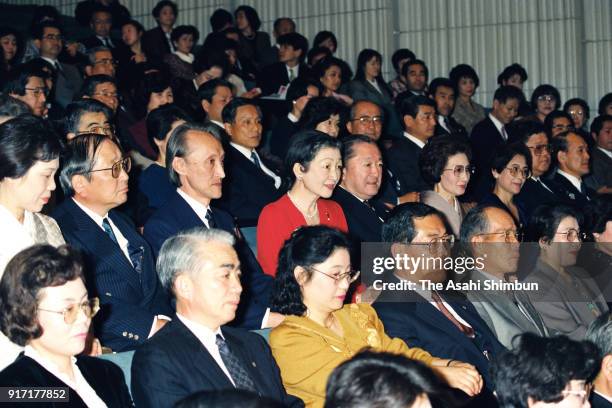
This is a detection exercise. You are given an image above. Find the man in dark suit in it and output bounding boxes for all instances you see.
[586,115,612,194]
[198,78,234,132]
[469,85,522,200]
[384,95,436,196]
[258,32,309,96]
[32,22,83,108]
[143,122,277,329]
[332,135,388,243]
[548,131,595,207]
[429,77,467,139]
[52,134,172,352]
[216,99,284,227]
[372,203,505,403]
[81,8,119,51]
[132,228,302,408]
[586,312,612,407]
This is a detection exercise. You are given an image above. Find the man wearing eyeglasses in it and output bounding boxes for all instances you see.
[32,22,83,108]
[459,204,549,349]
[373,203,505,406]
[64,99,114,141]
[84,46,116,78]
[82,8,117,51]
[52,134,172,352]
[3,65,48,117]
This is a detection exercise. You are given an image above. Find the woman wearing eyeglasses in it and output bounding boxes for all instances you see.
[419,136,473,236]
[525,204,608,340]
[544,110,575,139]
[0,244,133,407]
[480,143,531,230]
[270,226,483,408]
[528,84,562,123]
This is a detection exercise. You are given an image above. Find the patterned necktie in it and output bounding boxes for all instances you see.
[431,291,475,338]
[205,208,216,228]
[102,218,118,244]
[215,334,258,392]
[288,67,295,81]
[250,151,262,169]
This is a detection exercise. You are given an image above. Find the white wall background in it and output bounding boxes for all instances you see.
[4,0,611,112]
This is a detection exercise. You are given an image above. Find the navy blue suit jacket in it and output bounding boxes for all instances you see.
[131,318,303,408]
[52,198,172,352]
[331,186,387,243]
[143,191,272,329]
[547,172,596,208]
[372,276,506,389]
[384,136,431,195]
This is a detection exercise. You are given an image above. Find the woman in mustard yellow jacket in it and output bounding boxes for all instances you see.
[269,226,483,408]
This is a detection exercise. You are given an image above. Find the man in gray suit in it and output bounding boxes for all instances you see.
[459,204,548,348]
[33,22,83,108]
[586,114,612,194]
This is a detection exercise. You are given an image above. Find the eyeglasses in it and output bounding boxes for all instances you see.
[42,34,63,41]
[77,125,114,136]
[537,95,556,103]
[552,124,575,132]
[474,230,523,242]
[568,110,584,117]
[24,87,49,97]
[86,156,131,178]
[443,165,475,178]
[308,267,360,284]
[428,234,455,252]
[94,58,117,66]
[505,165,531,179]
[38,298,100,324]
[92,91,119,99]
[350,115,383,125]
[555,228,587,242]
[527,143,552,156]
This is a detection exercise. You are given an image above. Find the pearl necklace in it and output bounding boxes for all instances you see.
[287,192,318,220]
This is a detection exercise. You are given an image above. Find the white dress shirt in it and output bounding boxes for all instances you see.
[403,131,426,149]
[488,113,507,140]
[24,346,107,408]
[230,143,282,189]
[438,115,451,133]
[285,64,299,81]
[557,169,584,192]
[368,78,382,94]
[176,313,236,386]
[210,119,225,129]
[287,112,299,123]
[176,188,212,228]
[96,36,114,48]
[598,146,612,159]
[41,56,60,71]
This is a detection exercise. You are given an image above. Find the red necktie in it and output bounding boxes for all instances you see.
[431,291,475,338]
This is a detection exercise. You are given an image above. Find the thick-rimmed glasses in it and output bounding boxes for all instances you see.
[24,87,49,97]
[474,230,523,243]
[38,298,100,324]
[537,95,556,103]
[77,125,114,136]
[555,228,587,242]
[94,58,117,67]
[527,144,551,156]
[443,165,475,178]
[308,267,360,284]
[350,116,383,126]
[505,165,531,179]
[427,234,455,252]
[86,156,131,178]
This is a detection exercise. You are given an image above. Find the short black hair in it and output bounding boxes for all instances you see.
[146,103,190,153]
[59,134,122,196]
[2,64,44,96]
[152,0,177,20]
[313,31,337,50]
[121,19,144,33]
[306,47,332,67]
[492,333,599,407]
[497,63,528,85]
[340,134,379,164]
[0,245,85,346]
[197,78,233,103]
[31,21,62,40]
[510,120,547,145]
[77,74,116,99]
[312,56,344,82]
[277,32,308,62]
[273,17,296,34]
[583,198,611,236]
[325,350,445,408]
[526,204,583,243]
[591,114,612,136]
[598,93,612,116]
[530,84,561,111]
[401,59,429,80]
[210,8,233,32]
[170,25,199,45]
[234,5,261,31]
[428,77,455,98]
[0,114,62,181]
[382,203,446,244]
[270,226,351,315]
[0,26,22,64]
[544,110,574,138]
[550,130,585,168]
[449,63,480,89]
[494,85,524,104]
[193,52,228,76]
[142,72,171,104]
[391,48,416,73]
[397,94,435,120]
[563,97,590,121]
[490,142,532,176]
[221,98,261,124]
[0,94,30,118]
[284,130,341,186]
[286,77,322,103]
[63,99,112,136]
[419,135,471,185]
[297,96,344,132]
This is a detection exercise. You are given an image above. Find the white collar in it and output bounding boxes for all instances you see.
[230,142,254,159]
[403,131,426,149]
[488,113,505,136]
[210,119,225,129]
[40,56,58,66]
[598,146,612,159]
[72,198,108,228]
[594,390,612,404]
[557,169,583,191]
[174,51,194,64]
[176,188,211,225]
[176,313,221,342]
[339,185,367,203]
[288,112,299,123]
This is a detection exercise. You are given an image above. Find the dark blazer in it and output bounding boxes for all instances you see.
[131,318,303,408]
[214,145,285,227]
[52,199,172,351]
[384,136,431,195]
[0,354,132,407]
[269,114,299,160]
[479,192,528,229]
[331,186,387,243]
[143,191,272,329]
[470,116,506,174]
[547,172,595,207]
[372,275,506,390]
[142,26,172,65]
[515,177,559,220]
[137,163,175,212]
[590,391,612,408]
[81,35,118,51]
[586,147,612,191]
[346,79,403,138]
[33,58,82,108]
[257,62,309,96]
[435,115,468,139]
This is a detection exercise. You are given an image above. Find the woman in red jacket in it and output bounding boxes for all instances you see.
[257,130,348,276]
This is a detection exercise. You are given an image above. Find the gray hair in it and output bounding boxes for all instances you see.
[86,46,112,65]
[156,227,235,295]
[165,122,222,187]
[586,312,612,356]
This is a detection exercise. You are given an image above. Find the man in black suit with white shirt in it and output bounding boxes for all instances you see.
[258,32,309,96]
[429,77,467,139]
